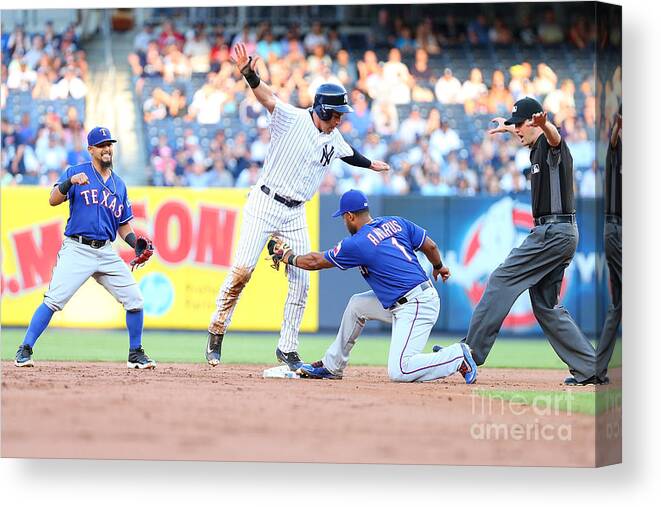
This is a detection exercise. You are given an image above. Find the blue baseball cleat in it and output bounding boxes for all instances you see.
[299,360,342,380]
[459,343,478,384]
[15,344,34,367]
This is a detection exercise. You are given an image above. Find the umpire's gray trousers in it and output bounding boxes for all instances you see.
[596,222,622,379]
[465,222,596,382]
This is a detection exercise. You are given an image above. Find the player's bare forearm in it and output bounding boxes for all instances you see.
[49,186,67,206]
[419,236,442,267]
[251,81,277,113]
[118,222,134,240]
[286,251,333,271]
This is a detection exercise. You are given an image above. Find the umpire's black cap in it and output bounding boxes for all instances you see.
[504,97,543,125]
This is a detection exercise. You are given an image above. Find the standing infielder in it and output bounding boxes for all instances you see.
[266,189,477,383]
[14,127,156,369]
[596,110,622,384]
[465,97,597,384]
[205,43,389,370]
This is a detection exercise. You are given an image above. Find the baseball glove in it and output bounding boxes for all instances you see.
[266,235,292,271]
[130,236,154,271]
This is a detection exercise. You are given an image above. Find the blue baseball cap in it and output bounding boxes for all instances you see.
[87,126,117,147]
[332,189,369,217]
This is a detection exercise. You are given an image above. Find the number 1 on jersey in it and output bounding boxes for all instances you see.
[391,237,413,262]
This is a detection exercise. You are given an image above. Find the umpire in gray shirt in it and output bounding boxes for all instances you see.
[465,97,598,385]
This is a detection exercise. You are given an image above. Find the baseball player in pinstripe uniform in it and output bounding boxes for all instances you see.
[205,42,389,369]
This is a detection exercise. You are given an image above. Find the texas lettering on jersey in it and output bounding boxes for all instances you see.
[79,188,126,219]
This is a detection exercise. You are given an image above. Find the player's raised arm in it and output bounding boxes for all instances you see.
[233,42,277,113]
[49,171,89,206]
[419,236,450,283]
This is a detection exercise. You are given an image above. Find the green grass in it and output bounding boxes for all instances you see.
[477,388,622,416]
[1,328,621,370]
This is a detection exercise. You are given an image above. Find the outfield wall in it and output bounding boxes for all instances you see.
[2,187,607,336]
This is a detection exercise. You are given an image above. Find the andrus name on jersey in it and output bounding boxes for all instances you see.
[80,189,125,218]
[366,220,403,246]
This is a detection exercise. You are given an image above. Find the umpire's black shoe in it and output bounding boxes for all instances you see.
[206,333,223,366]
[276,348,303,371]
[127,347,156,369]
[15,344,34,367]
[564,375,604,386]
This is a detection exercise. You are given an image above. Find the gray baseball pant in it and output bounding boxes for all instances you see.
[464,222,596,382]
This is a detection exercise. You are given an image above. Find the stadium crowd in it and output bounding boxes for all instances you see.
[1,21,90,186]
[2,8,612,198]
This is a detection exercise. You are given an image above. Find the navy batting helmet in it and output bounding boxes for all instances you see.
[313,83,353,121]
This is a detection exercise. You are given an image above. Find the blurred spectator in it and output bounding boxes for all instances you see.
[398,107,426,145]
[395,25,417,55]
[186,161,213,187]
[538,9,564,45]
[157,21,185,52]
[467,15,489,46]
[249,128,270,163]
[7,56,37,91]
[332,49,357,88]
[303,22,328,53]
[486,70,514,115]
[17,112,36,146]
[346,90,371,138]
[430,120,462,161]
[435,68,462,104]
[517,14,537,46]
[256,30,283,61]
[163,46,192,82]
[51,66,87,99]
[326,28,343,56]
[239,93,268,126]
[461,68,488,114]
[370,100,399,137]
[371,8,396,49]
[508,62,534,101]
[356,50,383,100]
[543,78,576,124]
[533,63,558,97]
[184,27,211,73]
[24,34,46,69]
[489,18,513,45]
[67,136,90,166]
[235,161,261,187]
[142,88,167,123]
[134,23,156,55]
[420,169,453,196]
[36,133,67,173]
[415,18,441,55]
[187,74,226,124]
[382,48,412,105]
[208,157,234,187]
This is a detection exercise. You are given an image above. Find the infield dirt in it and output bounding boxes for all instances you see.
[1,362,620,466]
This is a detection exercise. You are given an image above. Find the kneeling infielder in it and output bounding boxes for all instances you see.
[14,127,156,369]
[267,189,477,383]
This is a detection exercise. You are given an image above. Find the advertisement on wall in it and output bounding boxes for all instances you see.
[1,186,320,331]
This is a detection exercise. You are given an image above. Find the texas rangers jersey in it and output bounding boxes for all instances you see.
[324,216,429,308]
[56,162,133,241]
[259,99,353,202]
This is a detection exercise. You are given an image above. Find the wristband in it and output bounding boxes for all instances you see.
[124,232,137,249]
[433,261,443,270]
[241,57,260,89]
[288,255,298,267]
[58,178,73,195]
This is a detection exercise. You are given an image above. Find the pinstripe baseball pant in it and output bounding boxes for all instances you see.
[209,187,310,353]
